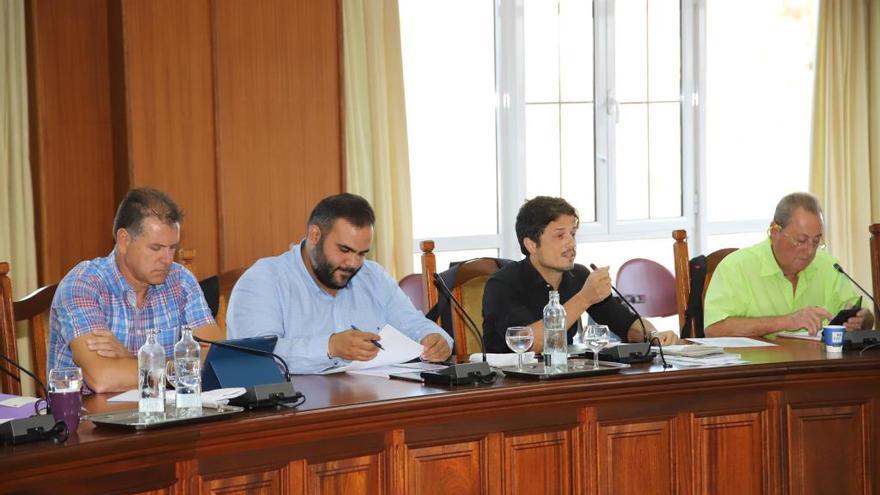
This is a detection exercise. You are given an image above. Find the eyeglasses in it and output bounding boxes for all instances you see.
[779,231,826,251]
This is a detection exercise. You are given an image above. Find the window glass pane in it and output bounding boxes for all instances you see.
[648,102,681,218]
[615,0,648,102]
[525,104,561,199]
[400,0,498,239]
[706,0,817,222]
[615,104,649,220]
[561,103,595,222]
[647,0,680,101]
[525,0,560,102]
[413,249,501,274]
[559,0,593,102]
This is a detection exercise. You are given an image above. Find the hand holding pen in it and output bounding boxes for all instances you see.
[352,324,384,350]
[327,326,382,361]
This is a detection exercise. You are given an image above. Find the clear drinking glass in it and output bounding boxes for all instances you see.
[505,326,534,371]
[584,324,610,370]
[48,367,83,392]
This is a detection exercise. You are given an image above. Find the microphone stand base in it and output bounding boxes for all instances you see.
[229,382,303,410]
[421,362,496,386]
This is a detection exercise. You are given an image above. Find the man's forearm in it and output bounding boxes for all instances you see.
[704,316,790,338]
[626,318,657,343]
[82,357,139,393]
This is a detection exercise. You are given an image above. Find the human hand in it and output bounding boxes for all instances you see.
[789,306,833,336]
[844,308,869,331]
[328,329,381,361]
[651,330,679,346]
[86,329,132,358]
[420,333,451,362]
[580,266,612,306]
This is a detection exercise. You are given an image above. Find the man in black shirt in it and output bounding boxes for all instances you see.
[482,196,679,353]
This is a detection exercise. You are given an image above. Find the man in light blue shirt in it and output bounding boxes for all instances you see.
[226,193,452,374]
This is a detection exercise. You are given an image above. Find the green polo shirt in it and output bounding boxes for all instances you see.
[703,238,859,338]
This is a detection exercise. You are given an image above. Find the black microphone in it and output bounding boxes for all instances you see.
[0,351,65,445]
[193,336,303,409]
[0,351,50,400]
[833,263,879,311]
[589,263,648,341]
[420,272,495,385]
[589,264,668,368]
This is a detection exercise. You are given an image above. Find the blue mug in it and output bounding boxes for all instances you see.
[822,325,845,352]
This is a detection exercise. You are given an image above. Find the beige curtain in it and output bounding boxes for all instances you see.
[810,0,880,289]
[1,0,38,394]
[342,0,413,280]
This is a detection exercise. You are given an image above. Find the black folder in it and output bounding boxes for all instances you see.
[201,336,285,391]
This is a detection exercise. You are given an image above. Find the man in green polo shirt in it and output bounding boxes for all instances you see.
[704,192,873,338]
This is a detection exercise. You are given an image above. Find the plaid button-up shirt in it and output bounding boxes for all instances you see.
[48,251,214,382]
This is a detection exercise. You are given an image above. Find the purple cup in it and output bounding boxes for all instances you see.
[49,390,82,434]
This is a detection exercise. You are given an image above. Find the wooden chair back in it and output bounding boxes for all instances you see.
[199,267,245,336]
[672,230,737,338]
[0,262,18,395]
[178,248,197,274]
[870,224,880,318]
[420,241,504,362]
[0,262,57,396]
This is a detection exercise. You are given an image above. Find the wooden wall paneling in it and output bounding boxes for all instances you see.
[690,410,768,495]
[201,469,286,495]
[213,0,343,272]
[307,453,384,495]
[386,429,405,495]
[576,407,597,495]
[596,418,677,495]
[26,0,117,284]
[116,0,220,279]
[503,429,572,494]
[786,401,869,495]
[405,438,487,495]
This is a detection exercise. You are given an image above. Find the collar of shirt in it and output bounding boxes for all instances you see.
[756,238,819,281]
[516,257,582,302]
[99,250,155,309]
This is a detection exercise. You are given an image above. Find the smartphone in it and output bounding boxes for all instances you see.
[829,296,862,325]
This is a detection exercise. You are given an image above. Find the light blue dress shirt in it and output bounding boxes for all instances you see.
[226,241,452,374]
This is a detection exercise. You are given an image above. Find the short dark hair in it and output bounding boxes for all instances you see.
[773,192,823,228]
[113,187,183,240]
[307,193,375,234]
[515,196,579,256]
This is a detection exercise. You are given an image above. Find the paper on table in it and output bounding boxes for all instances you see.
[686,337,777,348]
[776,330,821,341]
[330,324,424,372]
[468,352,537,367]
[109,387,246,407]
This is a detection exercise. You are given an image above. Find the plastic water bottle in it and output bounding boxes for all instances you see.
[543,290,568,372]
[173,326,202,410]
[138,328,166,414]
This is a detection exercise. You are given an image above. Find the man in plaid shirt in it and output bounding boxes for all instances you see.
[47,188,223,393]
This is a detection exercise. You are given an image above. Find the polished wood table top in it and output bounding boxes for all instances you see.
[2,338,878,466]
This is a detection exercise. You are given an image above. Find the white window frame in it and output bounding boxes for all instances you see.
[412,0,775,262]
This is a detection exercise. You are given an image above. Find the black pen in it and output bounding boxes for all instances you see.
[351,324,384,350]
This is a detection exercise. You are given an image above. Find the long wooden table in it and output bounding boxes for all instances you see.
[2,339,879,494]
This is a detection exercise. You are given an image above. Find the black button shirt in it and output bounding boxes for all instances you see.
[482,258,638,353]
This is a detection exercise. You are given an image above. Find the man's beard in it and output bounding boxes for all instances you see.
[311,237,360,289]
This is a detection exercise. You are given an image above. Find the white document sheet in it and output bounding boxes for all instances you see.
[686,337,777,348]
[330,324,425,373]
[776,330,822,342]
[108,387,246,407]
